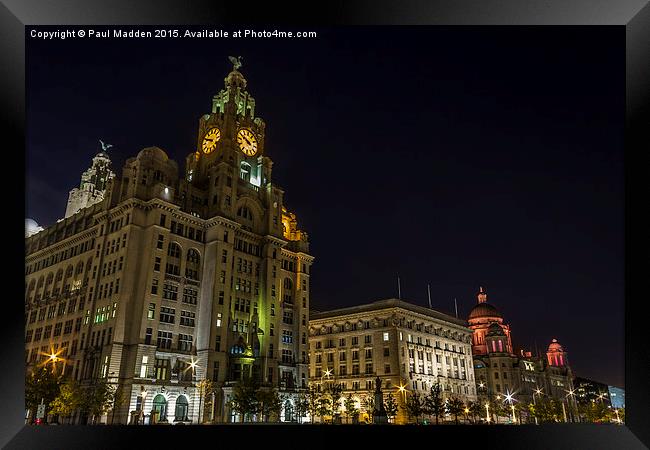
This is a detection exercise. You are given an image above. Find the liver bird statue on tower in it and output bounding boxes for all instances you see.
[229,55,243,71]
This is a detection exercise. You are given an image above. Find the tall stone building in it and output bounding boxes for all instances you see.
[467,288,577,422]
[309,299,477,424]
[24,59,313,424]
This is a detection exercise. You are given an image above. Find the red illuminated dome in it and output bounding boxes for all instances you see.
[468,302,502,320]
[547,338,564,352]
[467,287,502,321]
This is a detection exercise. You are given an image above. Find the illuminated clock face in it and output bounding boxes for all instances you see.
[237,129,258,156]
[201,127,221,154]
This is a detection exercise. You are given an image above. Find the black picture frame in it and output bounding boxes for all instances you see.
[2,1,648,448]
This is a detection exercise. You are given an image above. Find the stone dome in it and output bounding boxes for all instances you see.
[468,302,502,320]
[136,146,169,161]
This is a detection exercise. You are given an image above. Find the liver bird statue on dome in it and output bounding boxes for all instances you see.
[228,55,243,71]
[99,139,113,153]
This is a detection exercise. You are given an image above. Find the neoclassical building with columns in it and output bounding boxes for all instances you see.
[309,299,477,424]
[24,59,313,424]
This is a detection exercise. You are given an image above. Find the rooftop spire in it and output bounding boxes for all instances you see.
[477,286,488,303]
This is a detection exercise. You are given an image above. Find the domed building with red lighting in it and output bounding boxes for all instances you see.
[468,287,577,423]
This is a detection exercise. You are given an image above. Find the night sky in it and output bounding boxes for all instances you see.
[26,27,623,387]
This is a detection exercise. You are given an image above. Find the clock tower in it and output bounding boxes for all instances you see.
[187,56,269,194]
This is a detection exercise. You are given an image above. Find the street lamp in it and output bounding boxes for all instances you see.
[484,402,490,423]
[504,391,517,424]
[532,387,543,425]
[564,389,577,423]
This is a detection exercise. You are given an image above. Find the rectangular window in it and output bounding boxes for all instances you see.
[178,334,193,351]
[147,303,155,319]
[154,257,161,272]
[385,364,391,374]
[180,311,196,327]
[157,234,164,249]
[383,332,389,341]
[162,283,179,301]
[140,355,149,378]
[156,331,172,349]
[151,279,159,295]
[160,307,175,324]
[215,335,221,351]
[182,288,197,305]
[154,358,170,380]
[364,335,372,344]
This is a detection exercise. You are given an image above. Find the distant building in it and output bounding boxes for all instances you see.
[309,299,477,424]
[608,385,625,409]
[573,377,612,407]
[468,287,577,422]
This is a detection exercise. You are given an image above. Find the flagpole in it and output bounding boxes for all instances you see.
[454,298,458,318]
[397,275,401,300]
[427,284,432,309]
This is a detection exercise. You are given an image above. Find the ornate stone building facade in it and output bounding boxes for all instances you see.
[468,288,576,422]
[64,150,115,219]
[309,299,477,424]
[24,60,313,424]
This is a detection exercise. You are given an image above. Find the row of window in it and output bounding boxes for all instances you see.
[314,320,468,343]
[149,329,193,352]
[314,334,374,349]
[27,215,96,254]
[26,238,95,275]
[25,318,83,342]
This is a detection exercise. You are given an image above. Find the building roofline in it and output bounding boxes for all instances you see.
[309,298,468,327]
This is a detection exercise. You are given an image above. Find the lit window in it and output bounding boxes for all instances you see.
[140,356,148,377]
[383,332,389,341]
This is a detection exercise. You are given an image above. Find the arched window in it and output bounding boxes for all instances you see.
[237,206,253,221]
[174,395,189,421]
[168,242,181,258]
[240,162,252,182]
[166,243,181,275]
[186,249,200,280]
[152,394,167,421]
[283,399,293,422]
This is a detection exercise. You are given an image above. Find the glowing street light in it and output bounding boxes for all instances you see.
[485,402,491,423]
[532,387,543,425]
[397,382,408,403]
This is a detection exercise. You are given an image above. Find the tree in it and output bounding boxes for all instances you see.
[227,377,260,422]
[490,397,507,424]
[384,393,399,423]
[325,382,344,420]
[25,365,61,423]
[295,392,310,424]
[50,379,82,424]
[257,389,282,422]
[446,397,465,425]
[467,400,482,424]
[79,379,119,424]
[580,401,610,423]
[404,392,425,424]
[196,379,215,423]
[343,394,358,424]
[306,385,321,423]
[424,383,445,425]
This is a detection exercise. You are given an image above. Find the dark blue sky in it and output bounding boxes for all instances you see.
[26,26,624,387]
